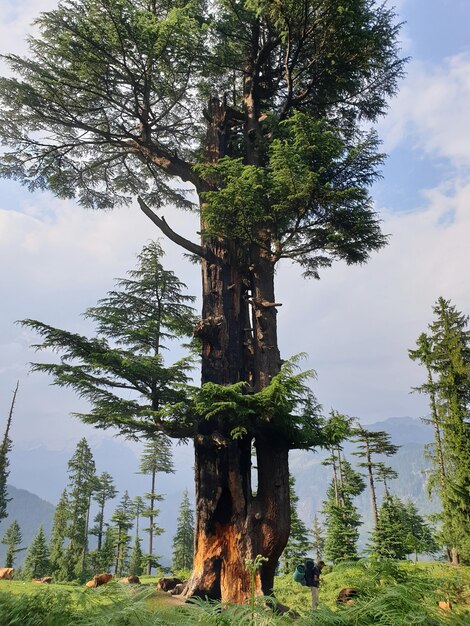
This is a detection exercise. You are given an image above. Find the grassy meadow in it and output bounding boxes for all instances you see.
[0,561,469,625]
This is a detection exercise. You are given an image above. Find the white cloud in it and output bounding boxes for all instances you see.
[381,53,470,169]
[276,177,470,422]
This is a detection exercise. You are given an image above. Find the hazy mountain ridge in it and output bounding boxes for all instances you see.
[1,417,437,564]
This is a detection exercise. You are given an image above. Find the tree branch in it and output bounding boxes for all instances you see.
[137,197,209,260]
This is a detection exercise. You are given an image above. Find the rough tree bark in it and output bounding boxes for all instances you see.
[184,97,290,603]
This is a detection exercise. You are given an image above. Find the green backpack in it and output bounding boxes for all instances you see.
[293,563,307,586]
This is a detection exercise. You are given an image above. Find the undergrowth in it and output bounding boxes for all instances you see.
[0,561,468,625]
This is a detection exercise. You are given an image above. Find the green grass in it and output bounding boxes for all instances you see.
[0,562,469,625]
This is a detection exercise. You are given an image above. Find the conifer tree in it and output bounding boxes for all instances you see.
[1,520,23,568]
[371,496,437,561]
[139,434,174,575]
[2,0,405,602]
[128,535,144,577]
[23,526,50,579]
[352,427,400,530]
[172,489,194,572]
[322,412,365,563]
[311,515,325,563]
[90,472,117,551]
[0,381,18,523]
[280,476,310,574]
[65,438,97,581]
[111,491,134,577]
[49,489,69,580]
[410,298,470,563]
[132,496,145,540]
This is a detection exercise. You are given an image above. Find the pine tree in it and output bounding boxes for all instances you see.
[20,242,195,439]
[90,472,117,551]
[172,489,194,572]
[128,535,144,577]
[111,491,134,577]
[49,489,69,580]
[132,496,145,540]
[352,427,400,530]
[139,434,174,575]
[322,412,365,563]
[65,438,96,581]
[311,515,325,563]
[280,476,310,574]
[410,298,470,563]
[1,520,23,568]
[2,0,405,602]
[0,381,18,523]
[402,501,438,563]
[23,526,50,579]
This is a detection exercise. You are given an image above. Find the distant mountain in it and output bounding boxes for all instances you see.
[4,416,438,563]
[0,485,55,566]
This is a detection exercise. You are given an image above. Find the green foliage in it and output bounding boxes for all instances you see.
[110,491,134,577]
[20,242,196,440]
[280,477,311,574]
[1,519,23,568]
[49,489,69,579]
[128,536,144,577]
[410,298,470,562]
[65,438,96,581]
[0,382,17,524]
[23,526,50,580]
[90,472,117,552]
[197,114,386,277]
[192,356,323,450]
[172,489,194,571]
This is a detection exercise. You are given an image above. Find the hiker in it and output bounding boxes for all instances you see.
[305,559,325,609]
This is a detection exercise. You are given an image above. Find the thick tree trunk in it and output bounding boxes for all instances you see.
[185,93,290,604]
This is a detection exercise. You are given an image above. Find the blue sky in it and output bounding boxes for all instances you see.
[1,0,470,452]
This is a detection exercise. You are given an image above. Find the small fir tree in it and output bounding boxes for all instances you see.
[1,520,23,568]
[172,489,194,572]
[23,526,50,579]
[311,514,325,563]
[128,535,144,577]
[280,476,311,574]
[48,489,69,580]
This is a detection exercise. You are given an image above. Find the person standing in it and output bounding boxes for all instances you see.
[305,559,325,609]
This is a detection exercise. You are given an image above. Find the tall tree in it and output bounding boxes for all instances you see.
[111,491,134,577]
[322,457,365,563]
[0,381,18,523]
[90,472,117,551]
[2,0,405,602]
[311,514,325,563]
[139,434,174,575]
[280,476,311,574]
[49,489,69,580]
[23,526,50,579]
[65,438,96,581]
[132,496,146,540]
[352,427,400,530]
[172,489,194,572]
[410,298,470,563]
[1,520,23,568]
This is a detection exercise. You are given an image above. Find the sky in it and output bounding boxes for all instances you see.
[1,0,470,454]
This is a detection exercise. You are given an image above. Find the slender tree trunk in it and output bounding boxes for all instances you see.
[97,501,105,551]
[146,469,156,576]
[365,442,379,530]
